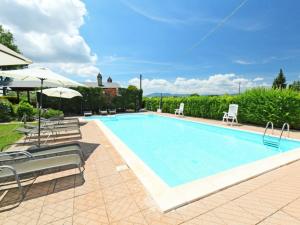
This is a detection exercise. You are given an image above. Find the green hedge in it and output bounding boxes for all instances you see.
[143,88,300,129]
[16,100,35,120]
[42,109,64,119]
[0,96,19,104]
[0,99,14,122]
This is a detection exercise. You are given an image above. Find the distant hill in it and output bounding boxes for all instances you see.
[145,93,189,97]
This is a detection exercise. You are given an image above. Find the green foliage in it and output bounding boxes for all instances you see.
[272,69,287,89]
[42,109,64,119]
[0,123,23,151]
[0,96,19,104]
[289,80,300,91]
[16,100,34,120]
[144,88,300,129]
[41,86,143,114]
[0,25,20,53]
[113,86,143,111]
[0,99,13,122]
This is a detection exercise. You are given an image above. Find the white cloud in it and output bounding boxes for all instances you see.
[129,74,267,95]
[233,59,255,65]
[253,77,264,82]
[0,0,99,78]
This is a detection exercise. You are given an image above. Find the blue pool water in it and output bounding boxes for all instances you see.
[87,114,300,187]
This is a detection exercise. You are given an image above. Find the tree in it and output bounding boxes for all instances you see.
[272,69,287,89]
[289,81,300,91]
[0,25,20,53]
[0,25,22,85]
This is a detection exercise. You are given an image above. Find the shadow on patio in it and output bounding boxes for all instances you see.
[0,141,99,212]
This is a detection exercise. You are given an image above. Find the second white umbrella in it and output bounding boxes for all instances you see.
[40,87,82,99]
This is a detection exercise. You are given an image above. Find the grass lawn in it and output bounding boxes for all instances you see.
[0,123,23,151]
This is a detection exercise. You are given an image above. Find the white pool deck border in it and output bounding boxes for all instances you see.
[82,113,300,212]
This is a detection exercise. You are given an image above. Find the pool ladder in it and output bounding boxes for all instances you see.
[262,121,290,148]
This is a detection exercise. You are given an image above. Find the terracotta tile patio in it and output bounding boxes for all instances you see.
[1,114,300,224]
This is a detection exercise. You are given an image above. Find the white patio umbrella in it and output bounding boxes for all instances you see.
[40,87,82,99]
[0,67,85,146]
[38,87,82,110]
[0,43,32,66]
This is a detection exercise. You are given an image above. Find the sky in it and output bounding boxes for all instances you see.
[0,0,300,95]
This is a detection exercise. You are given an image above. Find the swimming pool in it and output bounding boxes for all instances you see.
[86,113,300,211]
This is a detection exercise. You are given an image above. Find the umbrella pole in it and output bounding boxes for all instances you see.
[38,78,45,147]
[59,92,62,111]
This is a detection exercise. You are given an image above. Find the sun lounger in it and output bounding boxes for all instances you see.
[16,122,82,144]
[0,142,84,165]
[100,110,108,115]
[109,109,116,115]
[84,111,92,116]
[0,154,83,199]
[223,104,238,125]
[175,103,184,116]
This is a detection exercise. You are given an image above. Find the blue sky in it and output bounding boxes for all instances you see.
[81,0,300,87]
[1,0,300,94]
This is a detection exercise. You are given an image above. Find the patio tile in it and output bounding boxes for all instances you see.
[257,210,300,225]
[106,196,140,222]
[181,211,226,225]
[142,207,185,225]
[73,206,109,225]
[282,198,300,220]
[132,191,156,211]
[73,191,104,214]
[74,177,100,197]
[3,198,43,225]
[175,199,211,221]
[110,212,147,225]
[99,173,124,188]
[47,216,73,225]
[44,188,74,205]
[38,198,74,225]
[211,201,260,225]
[102,182,131,203]
[233,194,278,220]
[119,170,138,182]
[125,179,146,194]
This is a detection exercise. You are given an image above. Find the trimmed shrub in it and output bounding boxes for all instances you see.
[42,109,64,119]
[0,99,13,122]
[143,88,300,129]
[16,101,34,121]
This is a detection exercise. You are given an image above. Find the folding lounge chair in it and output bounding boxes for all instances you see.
[175,103,184,116]
[47,117,80,126]
[0,142,85,165]
[84,111,92,116]
[109,109,116,115]
[0,153,83,199]
[16,122,82,144]
[100,110,108,115]
[223,104,239,125]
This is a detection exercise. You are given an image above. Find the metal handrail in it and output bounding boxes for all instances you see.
[279,122,290,140]
[263,122,290,149]
[263,121,274,141]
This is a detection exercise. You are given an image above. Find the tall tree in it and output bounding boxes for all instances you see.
[272,69,287,89]
[0,25,20,53]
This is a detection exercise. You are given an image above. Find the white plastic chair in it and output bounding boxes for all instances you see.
[175,103,184,116]
[222,104,238,125]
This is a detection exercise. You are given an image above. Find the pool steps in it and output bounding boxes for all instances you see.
[263,122,290,148]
